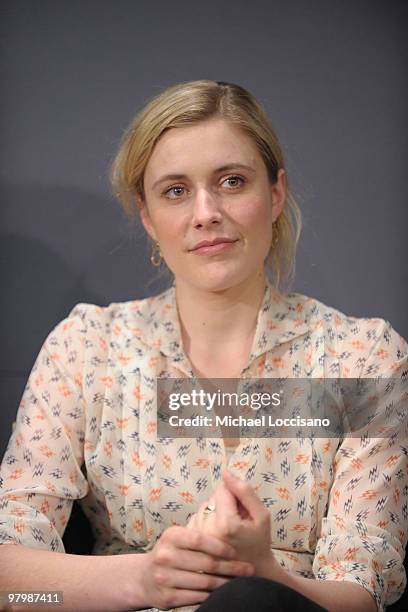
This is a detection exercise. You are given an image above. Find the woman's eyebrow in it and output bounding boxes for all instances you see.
[152,163,256,190]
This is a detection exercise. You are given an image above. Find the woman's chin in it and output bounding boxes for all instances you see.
[182,269,255,294]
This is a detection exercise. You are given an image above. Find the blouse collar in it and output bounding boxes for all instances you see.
[138,277,310,369]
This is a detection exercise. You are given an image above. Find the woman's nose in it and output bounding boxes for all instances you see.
[191,188,223,228]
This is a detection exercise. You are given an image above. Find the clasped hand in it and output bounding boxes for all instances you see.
[187,469,275,575]
[139,470,277,610]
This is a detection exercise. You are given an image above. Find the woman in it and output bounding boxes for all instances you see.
[0,80,406,612]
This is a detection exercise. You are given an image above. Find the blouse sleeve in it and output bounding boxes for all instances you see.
[313,319,408,612]
[0,306,90,553]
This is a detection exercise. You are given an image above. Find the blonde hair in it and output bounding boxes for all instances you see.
[111,80,302,290]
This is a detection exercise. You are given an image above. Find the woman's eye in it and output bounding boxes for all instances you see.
[223,176,245,189]
[164,185,185,199]
[163,176,244,199]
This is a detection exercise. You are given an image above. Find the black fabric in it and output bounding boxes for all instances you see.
[196,576,328,612]
[62,501,94,555]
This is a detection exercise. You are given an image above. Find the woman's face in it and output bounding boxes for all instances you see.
[140,117,286,293]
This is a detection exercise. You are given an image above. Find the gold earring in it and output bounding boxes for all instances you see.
[271,222,279,249]
[150,241,162,266]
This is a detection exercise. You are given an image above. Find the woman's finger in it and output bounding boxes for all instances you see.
[162,525,237,560]
[214,479,238,520]
[158,566,230,592]
[222,470,267,519]
[159,547,253,577]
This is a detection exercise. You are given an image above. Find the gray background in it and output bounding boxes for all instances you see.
[1,0,407,457]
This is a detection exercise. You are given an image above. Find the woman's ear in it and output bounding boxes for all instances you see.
[271,168,287,222]
[137,196,157,242]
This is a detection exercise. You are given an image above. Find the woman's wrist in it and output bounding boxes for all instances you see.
[252,552,377,612]
[254,551,288,583]
[116,551,151,611]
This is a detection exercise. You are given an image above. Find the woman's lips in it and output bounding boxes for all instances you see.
[191,240,238,255]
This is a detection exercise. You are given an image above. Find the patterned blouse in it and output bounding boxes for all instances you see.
[1,279,407,612]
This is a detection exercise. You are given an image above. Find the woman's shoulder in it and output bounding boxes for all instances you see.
[283,290,407,374]
[53,285,176,349]
[284,290,402,336]
[69,285,172,321]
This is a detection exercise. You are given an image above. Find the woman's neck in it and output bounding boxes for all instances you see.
[175,271,266,376]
